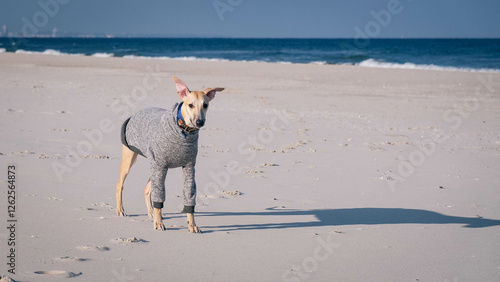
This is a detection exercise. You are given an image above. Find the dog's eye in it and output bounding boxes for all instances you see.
[203,103,208,109]
[188,104,194,109]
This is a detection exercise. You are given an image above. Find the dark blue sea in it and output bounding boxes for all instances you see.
[1,38,499,72]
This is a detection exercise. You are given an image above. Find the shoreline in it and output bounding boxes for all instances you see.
[2,45,499,73]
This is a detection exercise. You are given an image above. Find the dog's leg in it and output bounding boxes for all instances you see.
[149,166,168,230]
[116,145,138,217]
[153,208,165,230]
[187,213,201,233]
[181,165,201,233]
[144,179,153,219]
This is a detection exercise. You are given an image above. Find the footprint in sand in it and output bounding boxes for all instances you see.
[260,163,279,167]
[75,245,110,251]
[112,237,148,244]
[203,190,242,199]
[34,270,82,278]
[221,190,243,197]
[5,109,24,114]
[51,128,69,132]
[91,202,114,210]
[55,256,88,262]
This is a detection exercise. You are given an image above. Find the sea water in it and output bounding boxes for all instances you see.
[1,38,499,72]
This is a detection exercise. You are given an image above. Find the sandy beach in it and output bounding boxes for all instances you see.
[1,52,500,281]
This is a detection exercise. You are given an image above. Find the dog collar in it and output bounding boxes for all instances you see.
[177,103,198,136]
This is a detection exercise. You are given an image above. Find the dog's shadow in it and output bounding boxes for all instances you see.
[195,207,500,233]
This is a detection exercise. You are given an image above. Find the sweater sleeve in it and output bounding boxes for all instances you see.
[150,163,168,209]
[182,164,197,209]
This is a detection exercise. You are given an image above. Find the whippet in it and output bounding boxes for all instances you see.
[116,76,224,233]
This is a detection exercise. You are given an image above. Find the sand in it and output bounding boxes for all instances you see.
[0,52,499,281]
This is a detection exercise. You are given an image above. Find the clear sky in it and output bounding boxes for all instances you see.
[1,0,499,38]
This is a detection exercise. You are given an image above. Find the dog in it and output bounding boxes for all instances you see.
[116,76,224,233]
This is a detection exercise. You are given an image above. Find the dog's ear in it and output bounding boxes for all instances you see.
[173,76,189,99]
[204,88,224,101]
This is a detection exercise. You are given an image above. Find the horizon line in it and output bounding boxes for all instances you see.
[2,36,500,40]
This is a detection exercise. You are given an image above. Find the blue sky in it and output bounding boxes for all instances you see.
[1,0,499,38]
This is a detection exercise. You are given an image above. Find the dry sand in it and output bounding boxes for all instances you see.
[0,52,499,281]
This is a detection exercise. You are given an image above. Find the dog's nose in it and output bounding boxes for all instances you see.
[196,119,205,127]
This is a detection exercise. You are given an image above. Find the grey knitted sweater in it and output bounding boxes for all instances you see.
[122,103,198,212]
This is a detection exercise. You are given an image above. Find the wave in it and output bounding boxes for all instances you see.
[0,48,6,53]
[359,59,500,73]
[124,54,226,62]
[43,49,71,56]
[14,49,114,58]
[91,52,114,58]
[14,49,84,56]
[123,54,266,63]
[15,49,38,55]
[165,56,230,62]
[310,61,327,65]
[7,48,283,64]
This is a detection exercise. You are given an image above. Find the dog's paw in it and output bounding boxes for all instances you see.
[116,209,127,217]
[153,208,164,230]
[188,225,202,234]
[186,213,202,233]
[154,221,166,231]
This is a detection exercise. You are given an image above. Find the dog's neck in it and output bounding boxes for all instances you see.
[177,103,198,134]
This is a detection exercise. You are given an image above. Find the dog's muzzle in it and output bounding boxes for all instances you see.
[196,119,205,128]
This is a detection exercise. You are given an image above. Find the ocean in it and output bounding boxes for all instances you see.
[1,38,499,72]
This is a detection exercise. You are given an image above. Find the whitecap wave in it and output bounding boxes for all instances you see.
[124,55,235,63]
[168,56,232,62]
[91,52,114,58]
[0,48,6,53]
[123,55,146,59]
[15,49,33,54]
[14,49,83,56]
[310,61,327,65]
[359,58,500,73]
[42,49,64,55]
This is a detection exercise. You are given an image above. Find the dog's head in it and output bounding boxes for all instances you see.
[174,76,224,129]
